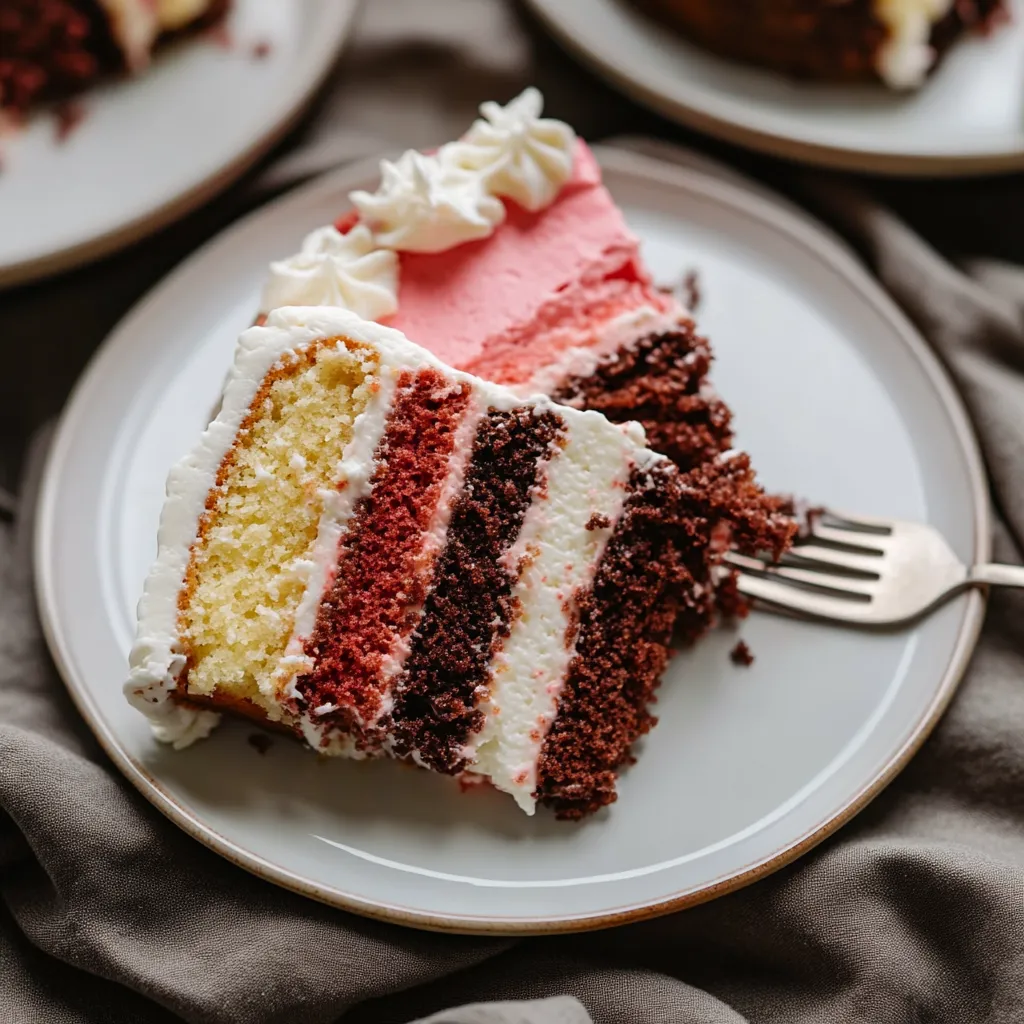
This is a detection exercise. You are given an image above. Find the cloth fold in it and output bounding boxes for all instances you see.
[2,1,1024,1022]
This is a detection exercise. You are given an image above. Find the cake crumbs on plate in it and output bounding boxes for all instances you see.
[730,640,754,667]
[682,268,702,312]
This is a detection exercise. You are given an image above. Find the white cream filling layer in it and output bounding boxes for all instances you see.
[465,412,649,812]
[519,304,687,400]
[874,0,954,89]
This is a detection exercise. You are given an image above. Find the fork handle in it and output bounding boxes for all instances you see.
[968,563,1024,588]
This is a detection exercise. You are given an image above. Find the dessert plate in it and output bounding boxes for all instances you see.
[35,148,989,934]
[525,0,1024,175]
[0,0,359,289]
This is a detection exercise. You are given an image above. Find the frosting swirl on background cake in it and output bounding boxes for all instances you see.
[875,0,955,88]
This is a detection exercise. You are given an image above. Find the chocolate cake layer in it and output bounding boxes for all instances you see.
[628,0,1004,83]
[388,406,566,773]
[554,326,733,472]
[536,456,794,819]
[296,368,472,748]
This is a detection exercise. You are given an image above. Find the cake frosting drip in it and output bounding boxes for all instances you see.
[350,149,506,255]
[260,225,398,319]
[874,0,954,87]
[446,86,577,213]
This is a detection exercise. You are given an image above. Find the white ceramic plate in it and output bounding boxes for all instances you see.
[0,0,359,288]
[525,0,1024,175]
[35,148,989,934]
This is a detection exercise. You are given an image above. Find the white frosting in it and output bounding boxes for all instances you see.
[97,0,212,67]
[350,150,506,254]
[466,412,645,812]
[446,87,577,213]
[259,225,399,320]
[874,0,954,88]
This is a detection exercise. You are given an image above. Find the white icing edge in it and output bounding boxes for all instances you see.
[874,0,954,88]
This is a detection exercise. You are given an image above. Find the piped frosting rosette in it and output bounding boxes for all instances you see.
[259,88,577,317]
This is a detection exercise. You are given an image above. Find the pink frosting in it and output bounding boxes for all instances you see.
[336,141,672,387]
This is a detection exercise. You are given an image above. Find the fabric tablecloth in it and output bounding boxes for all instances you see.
[2,1,1023,1021]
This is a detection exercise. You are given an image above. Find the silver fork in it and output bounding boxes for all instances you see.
[724,510,1024,626]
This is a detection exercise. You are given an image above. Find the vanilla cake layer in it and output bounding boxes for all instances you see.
[127,307,710,817]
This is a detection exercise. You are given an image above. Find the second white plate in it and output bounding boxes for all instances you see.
[526,0,1024,175]
[0,0,359,288]
[36,149,988,933]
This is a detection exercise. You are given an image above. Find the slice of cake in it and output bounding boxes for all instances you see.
[0,0,228,115]
[627,0,1007,89]
[126,306,768,818]
[259,89,795,644]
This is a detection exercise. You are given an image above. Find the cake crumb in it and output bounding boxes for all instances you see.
[682,269,702,313]
[586,512,612,531]
[251,40,272,60]
[730,640,754,667]
[54,101,86,143]
[247,733,272,755]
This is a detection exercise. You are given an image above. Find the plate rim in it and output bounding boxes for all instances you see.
[0,0,362,290]
[34,146,991,934]
[524,0,1024,177]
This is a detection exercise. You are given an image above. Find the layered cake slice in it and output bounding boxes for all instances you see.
[126,307,777,818]
[259,89,795,644]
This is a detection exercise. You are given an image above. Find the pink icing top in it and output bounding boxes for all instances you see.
[336,141,672,387]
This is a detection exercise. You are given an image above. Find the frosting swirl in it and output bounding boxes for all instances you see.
[445,87,576,213]
[350,150,505,254]
[259,225,399,319]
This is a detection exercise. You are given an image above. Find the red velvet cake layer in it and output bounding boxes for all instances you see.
[297,369,472,748]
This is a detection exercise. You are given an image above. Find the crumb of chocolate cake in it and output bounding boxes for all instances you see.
[554,326,734,472]
[54,99,85,142]
[715,567,750,622]
[585,512,612,531]
[251,40,272,59]
[779,498,826,542]
[730,640,754,667]
[682,269,702,313]
[247,733,272,754]
[388,407,566,774]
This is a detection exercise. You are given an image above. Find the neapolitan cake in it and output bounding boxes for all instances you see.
[125,308,785,818]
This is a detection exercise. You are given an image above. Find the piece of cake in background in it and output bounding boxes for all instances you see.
[126,307,788,819]
[626,0,1007,89]
[258,88,795,643]
[0,0,229,115]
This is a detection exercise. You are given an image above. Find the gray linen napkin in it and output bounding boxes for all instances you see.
[3,1,1024,1022]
